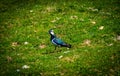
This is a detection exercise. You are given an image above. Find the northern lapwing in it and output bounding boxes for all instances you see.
[49,29,71,50]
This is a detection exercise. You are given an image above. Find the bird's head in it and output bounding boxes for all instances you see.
[49,29,54,35]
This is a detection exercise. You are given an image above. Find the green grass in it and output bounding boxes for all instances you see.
[0,0,120,76]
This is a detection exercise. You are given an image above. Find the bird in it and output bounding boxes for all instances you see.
[49,29,71,50]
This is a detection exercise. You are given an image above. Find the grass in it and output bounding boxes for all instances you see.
[0,0,120,76]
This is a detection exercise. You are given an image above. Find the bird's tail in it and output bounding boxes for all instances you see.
[67,44,71,48]
[62,44,71,48]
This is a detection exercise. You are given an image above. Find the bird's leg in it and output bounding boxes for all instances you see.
[55,46,57,50]
[56,46,61,52]
[55,46,61,53]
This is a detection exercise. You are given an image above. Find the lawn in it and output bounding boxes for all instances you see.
[0,0,120,76]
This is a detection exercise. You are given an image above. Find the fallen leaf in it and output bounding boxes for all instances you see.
[107,43,113,46]
[60,72,64,76]
[83,39,91,46]
[58,55,63,59]
[22,65,30,69]
[24,42,29,45]
[80,18,84,22]
[16,69,20,72]
[6,56,12,62]
[87,7,93,10]
[110,56,114,60]
[87,7,98,12]
[51,19,56,23]
[56,17,60,20]
[46,6,56,12]
[11,42,18,46]
[70,15,78,19]
[110,69,114,73]
[94,68,100,72]
[106,12,111,15]
[99,26,104,30]
[91,21,96,24]
[34,30,38,33]
[30,10,33,13]
[92,9,98,12]
[116,35,120,40]
[63,51,70,54]
[39,44,46,49]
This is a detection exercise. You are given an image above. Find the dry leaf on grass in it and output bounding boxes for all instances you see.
[91,21,96,24]
[24,42,29,45]
[22,65,30,69]
[70,15,78,19]
[83,39,91,46]
[51,20,56,23]
[6,56,12,62]
[99,26,104,30]
[58,55,63,59]
[116,35,120,40]
[16,69,20,72]
[39,44,46,49]
[63,51,70,54]
[11,42,18,46]
[30,10,33,13]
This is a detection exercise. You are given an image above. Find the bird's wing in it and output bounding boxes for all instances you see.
[52,38,66,45]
